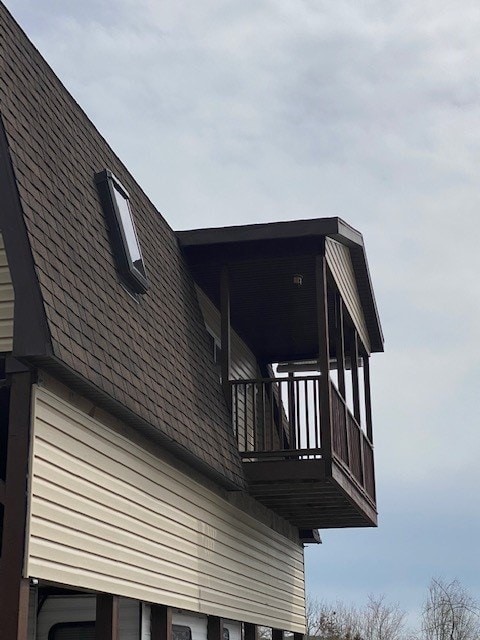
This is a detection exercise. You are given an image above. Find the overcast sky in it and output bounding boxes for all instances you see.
[6,0,480,628]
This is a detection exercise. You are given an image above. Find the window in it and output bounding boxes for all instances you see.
[173,625,192,640]
[48,622,95,640]
[95,169,148,293]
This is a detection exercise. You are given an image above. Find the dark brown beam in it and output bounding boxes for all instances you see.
[95,594,119,640]
[0,478,5,505]
[207,616,224,640]
[244,623,258,640]
[272,629,284,640]
[151,604,173,640]
[294,633,305,640]
[0,372,32,640]
[315,252,332,474]
[363,351,373,443]
[220,266,231,411]
[350,330,361,424]
[335,294,346,399]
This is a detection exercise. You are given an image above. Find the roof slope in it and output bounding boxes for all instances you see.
[0,2,244,488]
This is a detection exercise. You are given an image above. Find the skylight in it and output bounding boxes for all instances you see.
[95,169,148,294]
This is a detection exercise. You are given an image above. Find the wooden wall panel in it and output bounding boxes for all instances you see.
[196,287,257,451]
[325,238,370,352]
[27,385,305,633]
[0,232,14,353]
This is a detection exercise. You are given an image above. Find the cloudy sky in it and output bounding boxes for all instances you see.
[6,0,480,627]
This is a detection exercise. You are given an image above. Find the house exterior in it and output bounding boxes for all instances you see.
[0,4,384,640]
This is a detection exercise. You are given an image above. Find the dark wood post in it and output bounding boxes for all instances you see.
[363,351,373,443]
[244,623,258,640]
[220,266,231,412]
[315,252,332,474]
[293,633,305,640]
[151,604,173,640]
[0,372,33,640]
[350,330,361,424]
[95,594,119,640]
[272,629,284,640]
[207,616,224,640]
[335,293,346,399]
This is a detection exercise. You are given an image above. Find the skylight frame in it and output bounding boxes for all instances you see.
[95,169,149,294]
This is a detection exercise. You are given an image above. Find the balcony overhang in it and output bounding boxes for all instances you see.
[242,458,377,529]
[177,217,384,360]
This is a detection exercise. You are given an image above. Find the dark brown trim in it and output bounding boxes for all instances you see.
[177,217,362,248]
[95,594,119,640]
[272,629,284,640]
[315,251,332,474]
[335,294,346,399]
[0,114,51,358]
[207,616,224,640]
[0,478,5,505]
[350,330,361,424]
[151,604,173,640]
[293,633,305,640]
[363,351,373,443]
[0,371,33,640]
[244,623,258,640]
[220,266,231,411]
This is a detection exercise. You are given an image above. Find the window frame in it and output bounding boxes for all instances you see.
[48,621,95,640]
[95,169,149,294]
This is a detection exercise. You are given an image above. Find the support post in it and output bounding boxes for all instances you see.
[335,293,346,399]
[293,634,305,640]
[244,623,258,640]
[0,372,33,640]
[207,616,224,640]
[315,252,332,474]
[272,630,284,640]
[363,351,373,443]
[220,266,231,412]
[350,330,361,424]
[151,604,173,640]
[95,594,119,640]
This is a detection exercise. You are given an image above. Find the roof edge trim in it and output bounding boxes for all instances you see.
[0,113,52,358]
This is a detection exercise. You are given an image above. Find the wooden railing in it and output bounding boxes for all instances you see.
[331,383,375,501]
[231,376,323,459]
[230,376,375,502]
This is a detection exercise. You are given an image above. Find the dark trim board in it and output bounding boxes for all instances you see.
[0,114,52,359]
[0,371,33,640]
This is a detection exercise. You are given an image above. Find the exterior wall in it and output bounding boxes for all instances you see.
[26,383,306,633]
[0,231,14,352]
[196,286,258,451]
[325,237,370,352]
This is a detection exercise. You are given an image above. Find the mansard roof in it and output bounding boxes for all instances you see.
[0,2,244,488]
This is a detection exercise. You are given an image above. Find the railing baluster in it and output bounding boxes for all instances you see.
[295,379,301,449]
[262,383,267,451]
[278,380,284,450]
[304,379,310,450]
[313,378,319,449]
[252,381,257,452]
[243,383,248,452]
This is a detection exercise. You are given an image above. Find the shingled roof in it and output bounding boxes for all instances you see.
[0,2,245,488]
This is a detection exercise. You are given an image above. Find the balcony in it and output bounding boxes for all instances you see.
[178,217,383,531]
[231,375,376,529]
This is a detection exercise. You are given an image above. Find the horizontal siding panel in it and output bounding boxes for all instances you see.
[325,238,370,352]
[28,386,305,632]
[34,406,301,572]
[0,232,13,352]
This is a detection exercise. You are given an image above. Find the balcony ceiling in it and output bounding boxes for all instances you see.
[177,217,384,361]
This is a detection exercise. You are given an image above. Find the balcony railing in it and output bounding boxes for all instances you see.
[331,384,375,501]
[231,376,375,502]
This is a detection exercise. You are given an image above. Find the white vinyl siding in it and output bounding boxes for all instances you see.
[27,385,306,633]
[325,237,370,353]
[0,232,14,352]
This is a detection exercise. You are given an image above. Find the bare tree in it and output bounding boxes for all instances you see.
[304,594,408,640]
[361,595,409,640]
[421,578,480,640]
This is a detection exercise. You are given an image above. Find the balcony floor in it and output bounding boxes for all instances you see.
[242,458,377,529]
